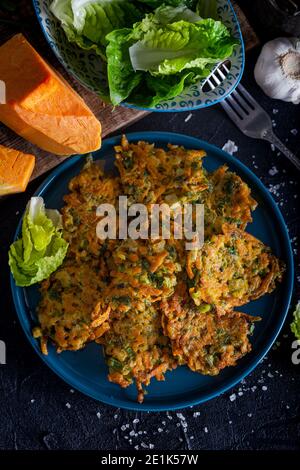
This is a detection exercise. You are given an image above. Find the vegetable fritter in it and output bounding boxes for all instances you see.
[188,224,284,311]
[107,238,182,303]
[203,165,257,237]
[115,135,208,207]
[161,287,260,375]
[98,300,177,403]
[34,261,110,354]
[62,157,120,261]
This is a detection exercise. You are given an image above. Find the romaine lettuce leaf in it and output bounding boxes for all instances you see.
[136,0,198,9]
[106,5,238,105]
[50,0,143,58]
[106,29,143,105]
[50,0,104,56]
[128,13,238,75]
[291,301,300,340]
[128,71,196,108]
[9,197,68,287]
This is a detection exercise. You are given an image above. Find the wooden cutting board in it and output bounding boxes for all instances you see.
[0,0,259,181]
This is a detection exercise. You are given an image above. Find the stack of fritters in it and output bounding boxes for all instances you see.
[35,136,285,402]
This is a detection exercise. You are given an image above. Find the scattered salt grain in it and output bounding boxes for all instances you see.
[65,402,71,409]
[193,412,201,418]
[229,393,236,402]
[96,412,101,419]
[149,444,154,449]
[291,129,298,136]
[272,109,279,114]
[30,399,35,404]
[262,386,268,391]
[248,413,252,418]
[269,166,278,176]
[204,427,208,433]
[133,418,139,424]
[158,428,163,433]
[184,113,193,123]
[222,140,238,155]
[69,389,74,394]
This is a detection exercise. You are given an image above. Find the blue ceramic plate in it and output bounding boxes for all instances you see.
[32,0,244,112]
[11,132,293,411]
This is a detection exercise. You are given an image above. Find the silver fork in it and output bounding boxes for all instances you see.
[205,62,300,171]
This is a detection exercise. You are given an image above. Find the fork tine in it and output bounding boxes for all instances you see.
[231,88,252,114]
[226,94,248,118]
[216,68,227,81]
[236,83,258,109]
[220,99,242,126]
[211,73,222,86]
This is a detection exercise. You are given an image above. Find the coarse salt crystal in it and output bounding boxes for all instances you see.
[269,166,278,176]
[184,113,193,123]
[222,140,238,155]
[229,393,236,401]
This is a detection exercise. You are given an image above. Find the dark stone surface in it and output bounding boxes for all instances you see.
[0,5,300,452]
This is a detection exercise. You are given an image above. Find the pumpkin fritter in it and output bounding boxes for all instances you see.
[106,238,182,303]
[62,157,120,261]
[34,260,110,354]
[34,159,118,354]
[161,287,260,375]
[188,224,284,310]
[115,135,208,207]
[98,300,177,403]
[202,165,257,238]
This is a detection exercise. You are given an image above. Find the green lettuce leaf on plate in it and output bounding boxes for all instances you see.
[106,5,238,105]
[9,197,68,287]
[50,0,143,59]
[106,29,144,106]
[291,301,300,340]
[136,0,198,9]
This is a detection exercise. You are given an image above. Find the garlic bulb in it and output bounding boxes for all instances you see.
[254,38,300,104]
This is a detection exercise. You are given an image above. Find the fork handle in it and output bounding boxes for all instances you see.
[263,130,300,171]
